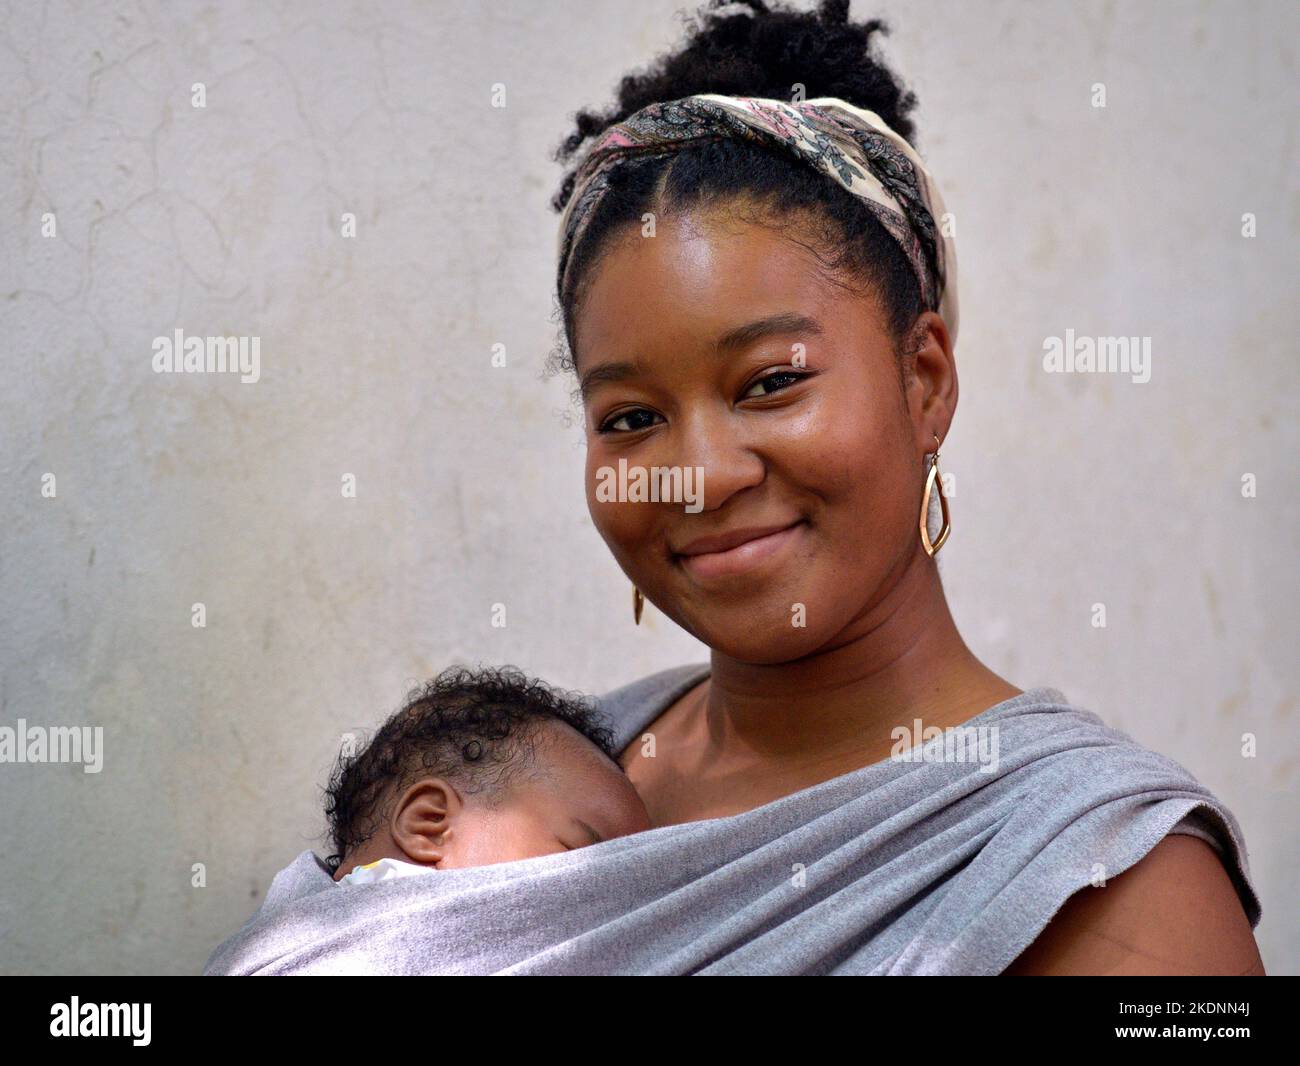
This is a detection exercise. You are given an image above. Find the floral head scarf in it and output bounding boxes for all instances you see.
[557,93,958,344]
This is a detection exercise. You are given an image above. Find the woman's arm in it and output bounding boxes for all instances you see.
[1003,834,1265,975]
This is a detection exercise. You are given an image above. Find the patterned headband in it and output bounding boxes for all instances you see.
[556,93,959,345]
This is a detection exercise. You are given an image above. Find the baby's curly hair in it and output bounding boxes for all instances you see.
[322,665,617,874]
[549,0,924,377]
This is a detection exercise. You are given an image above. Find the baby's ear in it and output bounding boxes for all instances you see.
[390,777,460,865]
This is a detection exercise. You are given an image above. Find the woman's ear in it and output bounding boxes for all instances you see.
[903,310,957,452]
[389,777,461,866]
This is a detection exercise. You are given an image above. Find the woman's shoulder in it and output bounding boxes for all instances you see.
[1003,830,1265,974]
[593,661,710,754]
[986,685,1263,933]
[995,686,1265,973]
[882,684,1264,973]
[988,687,1243,796]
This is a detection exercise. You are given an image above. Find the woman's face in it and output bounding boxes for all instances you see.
[573,206,947,662]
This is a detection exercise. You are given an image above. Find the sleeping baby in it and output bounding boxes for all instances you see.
[325,664,651,885]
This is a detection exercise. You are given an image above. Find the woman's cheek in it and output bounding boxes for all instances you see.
[806,398,914,556]
[585,465,655,568]
[788,388,891,499]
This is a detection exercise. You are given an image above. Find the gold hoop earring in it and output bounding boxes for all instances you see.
[920,433,951,557]
[632,585,644,625]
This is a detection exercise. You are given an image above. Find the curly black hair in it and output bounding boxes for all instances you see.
[322,665,617,874]
[549,0,924,376]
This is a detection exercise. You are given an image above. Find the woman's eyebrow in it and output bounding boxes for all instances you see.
[579,360,638,401]
[715,312,823,353]
[578,313,822,400]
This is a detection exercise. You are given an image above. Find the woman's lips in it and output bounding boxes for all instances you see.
[675,521,806,580]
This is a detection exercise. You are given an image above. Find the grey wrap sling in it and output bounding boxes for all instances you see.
[202,663,1261,975]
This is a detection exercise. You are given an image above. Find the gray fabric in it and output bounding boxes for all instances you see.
[203,664,1262,975]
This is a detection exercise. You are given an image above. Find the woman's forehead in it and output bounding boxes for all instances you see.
[573,216,851,363]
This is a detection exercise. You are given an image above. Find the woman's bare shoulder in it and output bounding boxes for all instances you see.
[1003,833,1264,975]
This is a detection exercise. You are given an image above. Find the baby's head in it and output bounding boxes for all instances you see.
[324,665,651,880]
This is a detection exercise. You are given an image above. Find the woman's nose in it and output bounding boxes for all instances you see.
[665,409,766,514]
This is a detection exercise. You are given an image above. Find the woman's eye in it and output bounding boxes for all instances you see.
[741,370,810,399]
[597,408,662,434]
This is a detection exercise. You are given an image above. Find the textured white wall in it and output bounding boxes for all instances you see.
[0,0,1294,975]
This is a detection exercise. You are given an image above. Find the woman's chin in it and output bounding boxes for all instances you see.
[679,611,833,664]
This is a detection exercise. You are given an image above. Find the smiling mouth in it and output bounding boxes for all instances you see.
[673,520,807,580]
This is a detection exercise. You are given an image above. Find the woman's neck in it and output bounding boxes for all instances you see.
[702,550,1020,771]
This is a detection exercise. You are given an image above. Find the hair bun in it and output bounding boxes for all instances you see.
[553,0,918,213]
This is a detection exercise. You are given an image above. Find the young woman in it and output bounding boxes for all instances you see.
[205,0,1265,977]
[550,0,1263,975]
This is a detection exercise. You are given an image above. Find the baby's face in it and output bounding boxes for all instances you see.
[435,720,653,868]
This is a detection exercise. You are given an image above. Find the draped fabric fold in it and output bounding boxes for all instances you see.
[203,668,1260,975]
